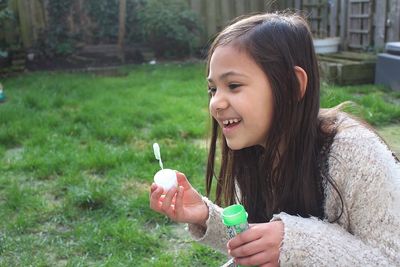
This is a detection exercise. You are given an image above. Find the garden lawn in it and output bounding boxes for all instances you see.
[0,63,399,266]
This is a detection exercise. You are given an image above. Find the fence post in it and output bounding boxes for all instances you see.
[339,0,348,49]
[188,0,207,42]
[16,0,33,48]
[31,0,46,43]
[329,0,338,37]
[221,0,233,27]
[205,0,218,38]
[234,0,246,16]
[387,0,400,41]
[374,0,387,50]
[118,0,126,63]
[249,0,260,13]
[294,0,301,11]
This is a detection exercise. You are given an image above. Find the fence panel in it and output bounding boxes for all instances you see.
[3,0,400,52]
[339,0,348,48]
[13,0,46,48]
[188,0,272,40]
[347,0,373,50]
[302,0,330,38]
[387,0,400,42]
[374,0,387,49]
[329,0,338,37]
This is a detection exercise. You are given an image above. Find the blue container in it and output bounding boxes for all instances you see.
[375,42,400,91]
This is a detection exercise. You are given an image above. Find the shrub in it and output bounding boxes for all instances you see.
[33,0,77,57]
[84,0,143,44]
[138,0,203,58]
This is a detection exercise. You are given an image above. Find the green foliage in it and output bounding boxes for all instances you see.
[84,0,143,44]
[0,7,13,23]
[19,0,204,59]
[84,0,120,43]
[0,5,15,51]
[34,0,76,57]
[321,84,400,126]
[138,0,203,58]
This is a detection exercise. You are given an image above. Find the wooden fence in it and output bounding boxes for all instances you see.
[187,0,270,41]
[189,0,400,51]
[1,0,400,52]
[0,0,46,49]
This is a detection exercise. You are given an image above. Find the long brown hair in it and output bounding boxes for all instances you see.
[205,12,342,223]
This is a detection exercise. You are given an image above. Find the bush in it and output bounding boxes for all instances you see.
[32,0,77,57]
[138,0,203,58]
[29,0,204,60]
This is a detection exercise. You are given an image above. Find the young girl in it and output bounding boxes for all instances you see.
[150,12,400,266]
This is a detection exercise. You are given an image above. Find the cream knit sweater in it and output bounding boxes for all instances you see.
[188,115,400,266]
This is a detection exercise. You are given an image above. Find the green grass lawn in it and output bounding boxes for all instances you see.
[0,63,399,266]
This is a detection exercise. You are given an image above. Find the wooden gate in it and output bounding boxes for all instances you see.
[302,0,331,38]
[274,0,342,39]
[347,0,373,50]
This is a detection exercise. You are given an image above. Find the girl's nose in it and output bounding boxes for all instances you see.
[209,91,229,115]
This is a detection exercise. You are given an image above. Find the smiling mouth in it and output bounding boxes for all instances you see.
[222,119,241,128]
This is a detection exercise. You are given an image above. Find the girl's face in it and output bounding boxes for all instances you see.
[208,45,274,150]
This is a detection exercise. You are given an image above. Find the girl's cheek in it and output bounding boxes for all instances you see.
[209,105,216,118]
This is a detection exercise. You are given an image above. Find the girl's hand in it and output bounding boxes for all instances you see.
[149,171,209,226]
[227,221,284,267]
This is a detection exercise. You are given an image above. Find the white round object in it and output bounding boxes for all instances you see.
[154,169,177,191]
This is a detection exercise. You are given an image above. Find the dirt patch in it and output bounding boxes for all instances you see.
[191,139,207,150]
[167,223,193,254]
[3,147,24,163]
[122,180,150,198]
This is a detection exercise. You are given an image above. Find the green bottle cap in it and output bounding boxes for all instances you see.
[222,204,248,226]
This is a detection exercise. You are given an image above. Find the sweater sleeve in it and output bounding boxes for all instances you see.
[187,196,229,254]
[272,123,400,266]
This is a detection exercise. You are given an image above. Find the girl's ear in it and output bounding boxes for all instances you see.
[294,66,308,100]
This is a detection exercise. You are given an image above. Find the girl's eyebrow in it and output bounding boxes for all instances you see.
[207,71,248,82]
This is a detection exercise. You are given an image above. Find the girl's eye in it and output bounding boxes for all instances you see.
[228,83,241,90]
[208,87,217,96]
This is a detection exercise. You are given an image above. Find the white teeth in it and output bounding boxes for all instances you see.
[222,119,240,126]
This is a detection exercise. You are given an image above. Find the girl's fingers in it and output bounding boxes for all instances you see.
[160,187,178,212]
[150,183,158,193]
[176,172,191,190]
[149,186,164,212]
[229,237,264,258]
[174,186,184,218]
[235,251,271,267]
[228,226,262,249]
[159,194,177,204]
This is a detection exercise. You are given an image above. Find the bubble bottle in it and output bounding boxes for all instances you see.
[221,204,254,267]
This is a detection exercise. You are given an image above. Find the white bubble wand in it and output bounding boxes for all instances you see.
[153,143,163,170]
[152,143,177,191]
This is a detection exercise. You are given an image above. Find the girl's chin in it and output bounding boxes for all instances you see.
[226,140,249,150]
[226,139,264,150]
